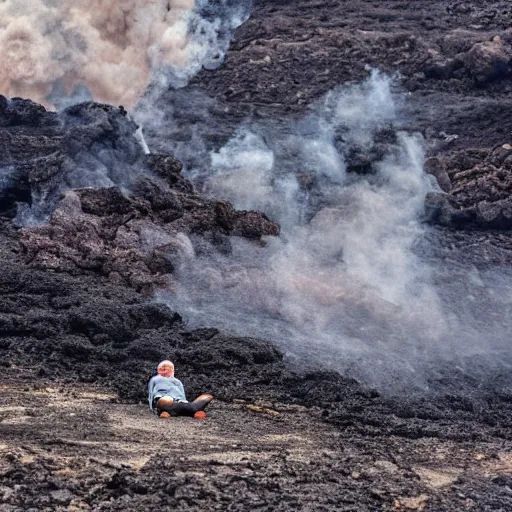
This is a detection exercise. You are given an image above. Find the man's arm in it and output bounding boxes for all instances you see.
[148,376,156,409]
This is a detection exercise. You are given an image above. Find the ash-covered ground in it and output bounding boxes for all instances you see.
[1,1,512,511]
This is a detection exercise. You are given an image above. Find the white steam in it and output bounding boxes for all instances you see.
[208,131,277,212]
[157,73,457,390]
[0,0,251,108]
[153,71,512,392]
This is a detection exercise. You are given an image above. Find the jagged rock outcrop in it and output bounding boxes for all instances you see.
[19,179,278,293]
[0,97,279,292]
[0,99,143,221]
[425,143,512,229]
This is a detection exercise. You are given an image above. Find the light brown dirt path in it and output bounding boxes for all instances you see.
[1,371,511,511]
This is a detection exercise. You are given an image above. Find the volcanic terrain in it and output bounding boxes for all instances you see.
[1,1,512,511]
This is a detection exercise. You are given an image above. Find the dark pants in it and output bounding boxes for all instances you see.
[153,395,212,417]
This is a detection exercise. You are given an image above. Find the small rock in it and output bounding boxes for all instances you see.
[370,488,387,500]
[246,405,280,416]
[68,500,91,511]
[374,460,399,473]
[395,494,429,510]
[50,489,75,505]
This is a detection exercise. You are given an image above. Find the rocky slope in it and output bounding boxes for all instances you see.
[142,0,512,258]
[158,0,512,150]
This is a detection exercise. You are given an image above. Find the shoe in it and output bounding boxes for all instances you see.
[194,411,207,420]
[159,411,171,418]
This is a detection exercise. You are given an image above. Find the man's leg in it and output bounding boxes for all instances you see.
[190,394,213,413]
[156,394,213,417]
[154,395,171,417]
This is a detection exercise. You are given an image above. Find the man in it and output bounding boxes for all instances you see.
[148,360,213,419]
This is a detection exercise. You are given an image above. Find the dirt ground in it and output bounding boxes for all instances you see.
[1,367,511,512]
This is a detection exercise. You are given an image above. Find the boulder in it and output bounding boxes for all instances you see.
[424,191,474,227]
[424,157,452,192]
[440,30,485,57]
[476,197,512,229]
[463,36,512,85]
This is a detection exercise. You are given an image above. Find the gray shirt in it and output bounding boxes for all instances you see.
[148,375,186,409]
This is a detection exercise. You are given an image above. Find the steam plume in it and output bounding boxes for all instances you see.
[156,72,512,393]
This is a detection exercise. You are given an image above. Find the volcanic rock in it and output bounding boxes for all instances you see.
[186,1,512,119]
[424,144,512,229]
[463,36,512,86]
[424,192,474,227]
[2,3,512,509]
[424,157,452,192]
[0,98,279,292]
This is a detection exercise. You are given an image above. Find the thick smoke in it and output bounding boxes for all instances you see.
[156,72,512,393]
[0,0,251,224]
[0,0,251,108]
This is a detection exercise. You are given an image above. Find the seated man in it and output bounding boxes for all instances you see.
[148,360,213,419]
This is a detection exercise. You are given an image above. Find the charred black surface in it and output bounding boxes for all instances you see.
[189,0,512,149]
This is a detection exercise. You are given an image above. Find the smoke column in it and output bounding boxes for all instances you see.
[0,0,251,108]
[156,72,512,393]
